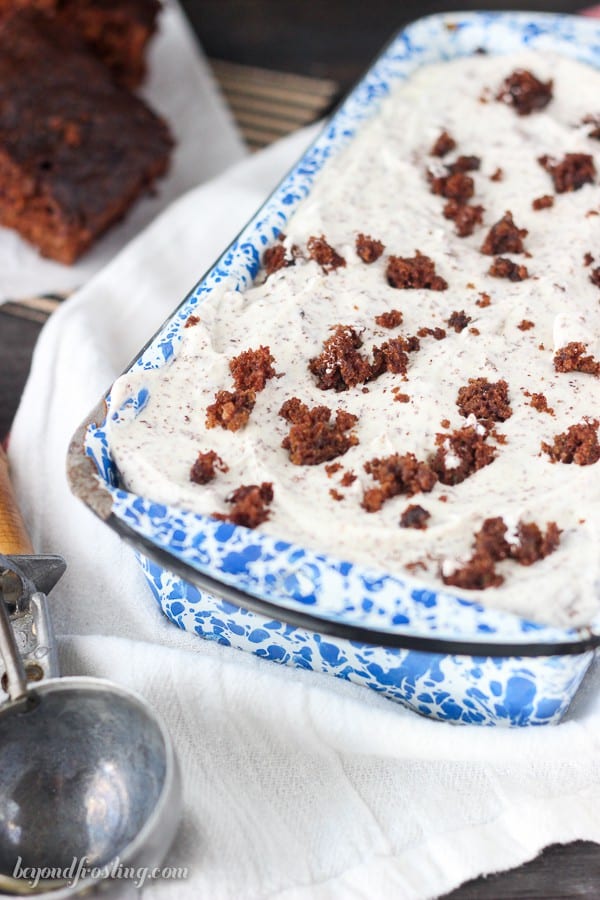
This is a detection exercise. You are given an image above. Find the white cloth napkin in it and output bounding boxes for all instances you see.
[0,0,246,299]
[7,119,600,900]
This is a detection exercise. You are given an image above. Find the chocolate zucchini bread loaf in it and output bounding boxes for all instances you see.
[0,10,173,264]
[55,0,161,88]
[0,0,161,87]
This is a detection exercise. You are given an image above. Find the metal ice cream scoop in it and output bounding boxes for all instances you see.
[0,447,181,897]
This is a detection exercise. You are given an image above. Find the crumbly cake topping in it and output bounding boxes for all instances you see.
[230,346,276,392]
[430,130,456,157]
[307,235,346,272]
[553,341,600,376]
[107,50,600,628]
[205,390,255,432]
[442,516,560,590]
[386,252,448,291]
[400,504,431,530]
[538,153,596,193]
[496,69,553,116]
[356,233,385,263]
[214,483,274,528]
[362,453,437,512]
[375,309,403,328]
[541,420,600,466]
[488,257,529,280]
[279,398,358,465]
[190,450,228,485]
[480,211,527,255]
[456,378,512,423]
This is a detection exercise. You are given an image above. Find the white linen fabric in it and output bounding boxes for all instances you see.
[0,0,245,299]
[7,115,600,900]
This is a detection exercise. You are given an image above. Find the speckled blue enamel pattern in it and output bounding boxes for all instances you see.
[82,11,600,725]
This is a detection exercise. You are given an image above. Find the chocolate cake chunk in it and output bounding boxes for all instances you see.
[553,342,600,376]
[400,504,431,530]
[215,483,274,529]
[190,451,228,485]
[496,69,553,115]
[279,398,358,465]
[456,378,512,423]
[356,233,384,263]
[307,235,345,272]
[362,453,437,512]
[480,211,527,256]
[430,130,456,157]
[538,153,596,193]
[542,420,600,466]
[0,10,172,263]
[386,252,448,291]
[430,426,496,485]
[443,200,484,237]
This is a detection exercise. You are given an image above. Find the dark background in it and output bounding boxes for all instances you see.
[181,0,585,87]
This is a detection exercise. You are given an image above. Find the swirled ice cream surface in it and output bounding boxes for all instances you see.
[107,50,600,628]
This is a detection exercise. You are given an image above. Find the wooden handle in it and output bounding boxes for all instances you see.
[0,445,34,555]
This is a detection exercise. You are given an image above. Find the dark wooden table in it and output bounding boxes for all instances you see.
[1,0,598,895]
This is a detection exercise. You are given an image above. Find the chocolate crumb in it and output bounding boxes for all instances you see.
[538,153,596,193]
[590,268,600,288]
[488,257,529,281]
[442,515,560,590]
[518,319,535,331]
[400,504,431,530]
[329,488,344,501]
[584,252,594,267]
[443,200,485,237]
[490,167,504,182]
[511,521,561,566]
[441,419,451,429]
[447,310,472,333]
[542,420,600,465]
[386,252,448,291]
[582,114,600,140]
[214,482,273,528]
[430,426,496,485]
[340,470,357,486]
[496,69,553,115]
[190,450,228,485]
[476,292,492,308]
[469,327,480,336]
[362,453,437,512]
[325,462,342,477]
[553,342,600,376]
[230,346,276,392]
[280,398,358,465]
[263,243,293,276]
[447,155,481,174]
[529,392,554,415]
[185,314,200,328]
[430,130,456,157]
[206,389,256,431]
[456,377,512,422]
[428,170,474,203]
[532,194,554,210]
[375,309,403,329]
[309,325,373,391]
[307,235,346,272]
[481,211,527,255]
[393,392,410,403]
[417,326,447,340]
[356,233,385,263]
